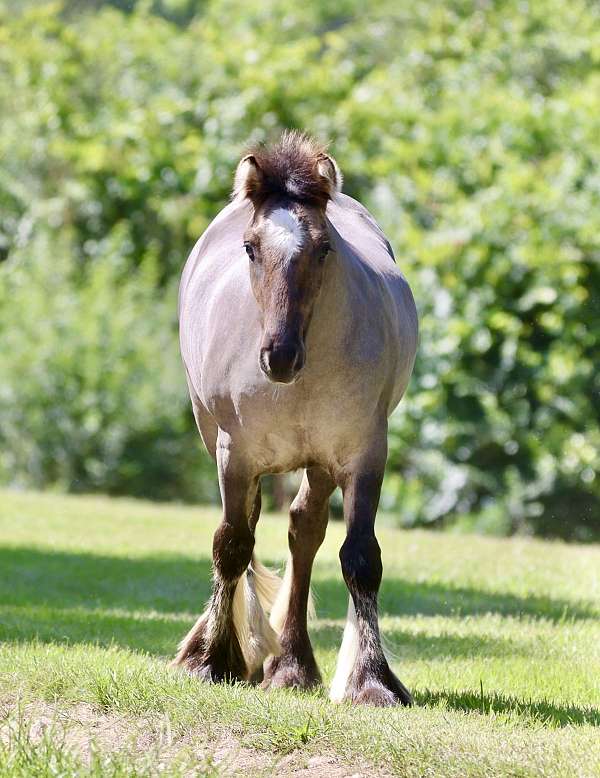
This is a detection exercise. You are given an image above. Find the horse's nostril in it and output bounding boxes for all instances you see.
[259,347,272,373]
[260,342,303,382]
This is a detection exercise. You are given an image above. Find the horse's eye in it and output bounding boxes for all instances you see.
[244,242,255,261]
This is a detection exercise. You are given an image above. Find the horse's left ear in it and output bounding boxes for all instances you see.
[316,154,343,197]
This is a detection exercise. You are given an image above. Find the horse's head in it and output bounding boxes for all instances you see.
[233,131,342,384]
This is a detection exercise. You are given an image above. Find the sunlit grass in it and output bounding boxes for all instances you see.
[1,489,599,776]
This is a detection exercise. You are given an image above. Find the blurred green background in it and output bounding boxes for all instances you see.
[1,0,598,540]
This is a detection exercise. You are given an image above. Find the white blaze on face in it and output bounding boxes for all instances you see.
[263,207,304,261]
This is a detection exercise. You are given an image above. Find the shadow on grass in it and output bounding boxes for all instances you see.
[315,574,597,623]
[3,547,596,625]
[1,546,214,614]
[1,606,531,661]
[415,688,600,728]
[3,545,597,667]
[310,623,532,659]
[1,605,191,656]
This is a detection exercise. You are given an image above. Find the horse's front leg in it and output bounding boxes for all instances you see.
[173,435,257,682]
[263,466,335,690]
[330,440,412,706]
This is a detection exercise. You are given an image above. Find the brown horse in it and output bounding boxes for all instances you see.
[174,131,418,706]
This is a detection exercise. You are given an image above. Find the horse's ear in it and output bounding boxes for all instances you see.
[316,154,343,197]
[233,154,263,201]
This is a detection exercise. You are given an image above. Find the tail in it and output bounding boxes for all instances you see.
[232,555,282,677]
[269,553,316,635]
[173,554,312,680]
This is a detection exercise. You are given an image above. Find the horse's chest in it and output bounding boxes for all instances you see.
[229,382,368,472]
[249,426,311,472]
[233,390,314,465]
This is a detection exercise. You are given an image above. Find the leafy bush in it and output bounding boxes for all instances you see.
[0,0,598,538]
[0,228,216,502]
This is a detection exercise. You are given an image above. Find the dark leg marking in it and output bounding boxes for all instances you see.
[173,452,257,682]
[335,467,412,706]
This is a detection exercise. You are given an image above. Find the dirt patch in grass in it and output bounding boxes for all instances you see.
[0,698,377,777]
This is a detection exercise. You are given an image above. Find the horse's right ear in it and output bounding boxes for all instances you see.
[232,154,263,201]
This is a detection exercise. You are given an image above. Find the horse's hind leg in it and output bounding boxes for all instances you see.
[262,466,335,690]
[173,435,270,682]
[330,441,412,707]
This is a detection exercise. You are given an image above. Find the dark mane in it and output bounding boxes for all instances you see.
[241,130,333,206]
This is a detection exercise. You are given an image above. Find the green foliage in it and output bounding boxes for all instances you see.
[0,229,216,501]
[0,0,598,536]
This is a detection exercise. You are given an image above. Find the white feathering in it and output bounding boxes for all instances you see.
[329,596,359,702]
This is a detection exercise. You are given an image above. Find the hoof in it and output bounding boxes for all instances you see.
[193,662,224,683]
[352,680,412,707]
[346,668,413,707]
[248,665,265,686]
[353,683,398,707]
[172,647,246,684]
[173,617,247,684]
[173,656,225,682]
[191,660,246,684]
[262,656,321,691]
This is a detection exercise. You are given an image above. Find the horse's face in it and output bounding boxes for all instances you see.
[243,199,331,384]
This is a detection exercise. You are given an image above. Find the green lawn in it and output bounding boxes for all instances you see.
[0,490,599,777]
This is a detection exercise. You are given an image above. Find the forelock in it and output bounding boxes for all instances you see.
[240,130,336,206]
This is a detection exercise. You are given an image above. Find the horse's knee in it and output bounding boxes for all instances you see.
[339,532,382,595]
[289,496,327,551]
[289,496,307,528]
[289,494,310,536]
[213,521,254,580]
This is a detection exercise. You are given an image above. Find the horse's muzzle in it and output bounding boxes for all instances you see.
[259,341,305,384]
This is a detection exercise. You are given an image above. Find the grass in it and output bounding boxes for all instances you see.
[0,489,599,777]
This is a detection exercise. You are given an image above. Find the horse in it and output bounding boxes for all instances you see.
[174,131,418,706]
